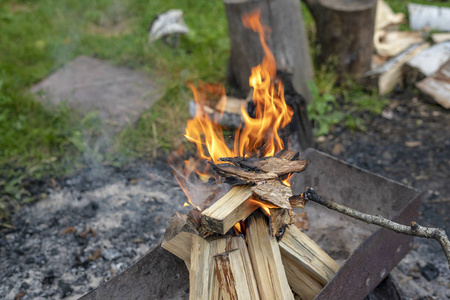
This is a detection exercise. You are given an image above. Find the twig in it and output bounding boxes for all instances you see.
[303,187,450,270]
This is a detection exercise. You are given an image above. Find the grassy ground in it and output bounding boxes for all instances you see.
[0,0,229,223]
[0,0,449,224]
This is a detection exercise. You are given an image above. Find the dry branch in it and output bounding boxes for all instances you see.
[303,187,450,269]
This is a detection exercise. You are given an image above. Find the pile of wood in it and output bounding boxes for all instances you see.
[365,1,450,109]
[162,150,340,299]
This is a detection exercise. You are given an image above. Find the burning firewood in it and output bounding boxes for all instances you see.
[161,212,199,269]
[246,212,294,300]
[163,10,344,300]
[214,237,259,300]
[280,225,340,286]
[214,156,310,178]
[208,162,278,183]
[163,147,344,299]
[190,235,227,299]
[251,180,292,209]
[201,185,256,235]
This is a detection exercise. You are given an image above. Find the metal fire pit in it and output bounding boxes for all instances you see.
[80,148,420,300]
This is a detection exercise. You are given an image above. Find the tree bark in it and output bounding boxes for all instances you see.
[304,0,377,79]
[223,0,314,103]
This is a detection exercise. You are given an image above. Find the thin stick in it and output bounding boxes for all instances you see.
[303,187,450,270]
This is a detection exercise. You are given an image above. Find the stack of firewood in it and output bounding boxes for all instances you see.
[162,150,340,299]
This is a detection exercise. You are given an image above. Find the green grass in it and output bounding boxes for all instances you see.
[0,0,228,224]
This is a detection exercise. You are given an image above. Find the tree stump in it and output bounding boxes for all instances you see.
[224,0,314,104]
[304,0,377,79]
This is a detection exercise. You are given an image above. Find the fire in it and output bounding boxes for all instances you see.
[281,174,293,187]
[172,10,293,206]
[248,198,279,216]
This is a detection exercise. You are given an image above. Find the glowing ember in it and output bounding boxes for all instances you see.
[171,10,294,206]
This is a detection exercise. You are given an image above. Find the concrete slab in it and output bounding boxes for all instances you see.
[31,56,160,131]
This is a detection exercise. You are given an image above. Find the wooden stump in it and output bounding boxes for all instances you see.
[304,0,377,79]
[223,0,314,103]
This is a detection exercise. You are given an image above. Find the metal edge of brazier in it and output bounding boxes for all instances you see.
[79,245,189,300]
[293,148,420,300]
[80,148,419,299]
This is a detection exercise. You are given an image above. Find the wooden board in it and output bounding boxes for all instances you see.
[404,41,450,85]
[364,43,430,95]
[416,59,450,109]
[408,3,450,31]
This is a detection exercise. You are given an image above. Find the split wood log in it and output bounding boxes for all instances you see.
[408,3,450,32]
[162,212,198,269]
[201,185,257,235]
[190,235,230,300]
[375,0,404,31]
[229,236,259,293]
[223,0,314,103]
[267,208,295,241]
[374,30,424,58]
[432,33,450,44]
[186,208,216,238]
[214,238,260,300]
[363,43,429,95]
[281,253,323,300]
[304,0,377,79]
[404,42,450,86]
[251,180,292,209]
[416,59,450,109]
[280,225,340,286]
[246,212,294,300]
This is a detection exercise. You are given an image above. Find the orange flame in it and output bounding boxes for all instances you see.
[281,174,293,187]
[174,10,294,206]
[186,10,292,161]
[248,198,279,216]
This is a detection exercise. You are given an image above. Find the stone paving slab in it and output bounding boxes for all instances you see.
[31,56,160,131]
